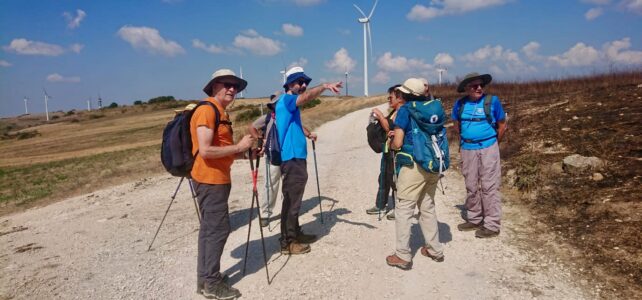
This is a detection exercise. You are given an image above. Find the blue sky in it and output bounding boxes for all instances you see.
[1,0,642,117]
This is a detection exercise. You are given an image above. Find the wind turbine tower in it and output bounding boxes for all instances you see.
[436,66,447,85]
[98,93,103,109]
[353,0,377,97]
[345,70,349,96]
[239,66,244,99]
[24,97,28,114]
[43,89,51,121]
[280,69,286,84]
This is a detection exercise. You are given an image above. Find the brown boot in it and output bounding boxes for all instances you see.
[420,246,444,262]
[475,227,500,238]
[385,254,412,270]
[281,242,311,255]
[457,221,481,231]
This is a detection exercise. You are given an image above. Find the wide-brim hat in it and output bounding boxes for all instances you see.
[267,91,281,109]
[203,68,248,96]
[457,72,492,93]
[396,78,425,97]
[283,66,312,89]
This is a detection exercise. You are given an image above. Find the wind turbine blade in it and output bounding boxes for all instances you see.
[368,0,378,19]
[367,22,374,62]
[353,4,367,18]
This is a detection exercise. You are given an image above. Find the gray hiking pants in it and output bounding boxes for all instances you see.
[194,182,231,286]
[261,162,281,218]
[461,142,502,232]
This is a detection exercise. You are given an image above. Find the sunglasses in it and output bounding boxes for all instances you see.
[468,83,484,89]
[295,79,308,86]
[221,82,240,90]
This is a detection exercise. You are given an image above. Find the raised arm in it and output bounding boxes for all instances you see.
[295,82,343,107]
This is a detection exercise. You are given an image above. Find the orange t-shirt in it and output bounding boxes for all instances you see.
[190,98,235,184]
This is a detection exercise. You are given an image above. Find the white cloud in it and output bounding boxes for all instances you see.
[325,48,357,73]
[407,0,509,21]
[282,23,303,37]
[233,29,283,56]
[338,28,351,35]
[192,39,225,54]
[434,52,454,66]
[377,52,431,72]
[288,58,308,69]
[63,9,86,29]
[293,0,324,6]
[69,43,84,53]
[3,38,66,56]
[0,60,11,67]
[117,26,185,56]
[522,41,541,60]
[463,44,536,73]
[372,71,390,84]
[603,37,642,64]
[585,7,604,20]
[619,0,642,14]
[46,73,80,83]
[548,42,600,66]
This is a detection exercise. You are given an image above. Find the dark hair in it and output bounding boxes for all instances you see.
[269,94,277,100]
[387,84,401,94]
[400,92,427,102]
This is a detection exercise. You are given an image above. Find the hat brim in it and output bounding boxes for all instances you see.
[203,75,248,96]
[457,74,492,93]
[283,73,312,89]
[395,85,422,97]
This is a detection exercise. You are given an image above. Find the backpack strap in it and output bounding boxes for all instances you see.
[483,94,496,132]
[192,101,229,157]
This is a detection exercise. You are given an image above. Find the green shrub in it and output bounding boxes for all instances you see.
[301,98,321,110]
[17,130,40,140]
[65,110,76,116]
[133,100,144,105]
[108,102,118,108]
[89,114,105,119]
[148,96,175,104]
[235,108,261,122]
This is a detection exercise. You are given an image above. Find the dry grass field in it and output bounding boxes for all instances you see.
[1,72,640,298]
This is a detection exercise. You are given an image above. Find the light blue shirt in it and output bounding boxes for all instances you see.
[275,94,307,161]
[451,94,505,150]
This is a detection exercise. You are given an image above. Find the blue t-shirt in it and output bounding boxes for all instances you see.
[451,94,505,150]
[275,94,307,161]
[393,103,415,147]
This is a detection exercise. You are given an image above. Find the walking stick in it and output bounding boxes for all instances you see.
[265,154,272,231]
[148,177,187,251]
[187,178,202,224]
[311,140,324,224]
[242,146,271,284]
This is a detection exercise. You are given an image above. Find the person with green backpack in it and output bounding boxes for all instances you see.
[385,78,447,270]
[452,72,507,238]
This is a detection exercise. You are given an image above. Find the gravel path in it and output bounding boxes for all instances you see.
[0,105,588,299]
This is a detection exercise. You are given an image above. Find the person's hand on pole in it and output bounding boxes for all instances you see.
[237,134,255,156]
[307,132,318,142]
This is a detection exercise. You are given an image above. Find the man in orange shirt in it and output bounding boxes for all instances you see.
[191,69,255,299]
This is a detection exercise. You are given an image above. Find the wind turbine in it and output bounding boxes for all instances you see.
[98,93,103,109]
[239,66,244,99]
[24,97,29,114]
[436,66,447,85]
[345,69,349,96]
[43,88,51,121]
[353,0,377,97]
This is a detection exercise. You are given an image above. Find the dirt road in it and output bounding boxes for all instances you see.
[0,105,589,299]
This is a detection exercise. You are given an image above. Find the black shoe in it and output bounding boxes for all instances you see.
[201,281,241,299]
[475,227,500,238]
[197,275,229,295]
[457,221,481,232]
[295,231,317,244]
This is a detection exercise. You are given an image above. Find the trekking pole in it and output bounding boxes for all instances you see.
[265,154,272,231]
[311,140,324,224]
[242,146,271,284]
[147,176,184,251]
[187,178,202,224]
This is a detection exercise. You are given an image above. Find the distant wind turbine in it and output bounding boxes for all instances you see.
[353,0,377,97]
[239,66,244,99]
[24,97,29,114]
[43,88,51,121]
[345,69,349,96]
[436,66,447,85]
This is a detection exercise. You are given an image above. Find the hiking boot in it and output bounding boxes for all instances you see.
[386,209,395,220]
[386,254,412,270]
[197,275,229,295]
[457,221,481,232]
[281,242,311,255]
[200,281,241,300]
[295,231,317,244]
[420,246,444,262]
[259,218,269,228]
[475,227,500,238]
[366,206,385,215]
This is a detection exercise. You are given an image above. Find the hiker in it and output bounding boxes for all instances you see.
[452,72,507,238]
[192,68,255,299]
[276,66,342,255]
[366,84,403,220]
[386,78,445,270]
[248,93,317,227]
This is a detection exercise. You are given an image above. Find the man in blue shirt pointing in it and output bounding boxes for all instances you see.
[452,72,507,238]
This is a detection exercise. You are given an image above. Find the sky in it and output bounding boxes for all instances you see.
[1,0,642,117]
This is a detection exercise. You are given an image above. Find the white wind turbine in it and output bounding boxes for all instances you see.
[24,96,29,114]
[353,0,378,97]
[43,88,51,121]
[239,66,244,99]
[436,66,447,85]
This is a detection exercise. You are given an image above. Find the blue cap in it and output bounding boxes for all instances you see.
[283,67,312,90]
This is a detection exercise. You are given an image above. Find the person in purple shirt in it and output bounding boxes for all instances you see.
[451,72,507,238]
